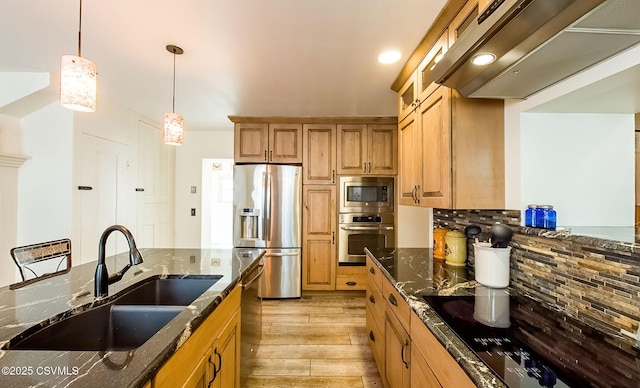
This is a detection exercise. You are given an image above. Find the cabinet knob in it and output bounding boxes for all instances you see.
[388,294,398,306]
[369,330,375,342]
[369,266,375,275]
[369,294,375,304]
[346,281,357,287]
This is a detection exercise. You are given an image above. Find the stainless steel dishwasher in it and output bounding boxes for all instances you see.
[240,256,264,385]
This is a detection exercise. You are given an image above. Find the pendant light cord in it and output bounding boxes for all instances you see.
[172,50,176,113]
[78,0,83,57]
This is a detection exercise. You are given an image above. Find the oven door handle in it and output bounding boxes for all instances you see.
[339,226,394,231]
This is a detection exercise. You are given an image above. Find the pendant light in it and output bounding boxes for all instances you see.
[60,0,97,112]
[164,45,184,145]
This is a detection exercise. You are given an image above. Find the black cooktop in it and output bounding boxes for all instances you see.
[423,289,640,388]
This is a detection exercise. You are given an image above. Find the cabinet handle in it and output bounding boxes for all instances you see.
[332,169,336,183]
[346,281,357,286]
[416,185,420,204]
[210,347,222,384]
[369,266,375,275]
[332,231,335,245]
[207,355,215,387]
[363,163,366,173]
[369,330,375,342]
[269,150,273,161]
[368,162,371,174]
[369,294,375,304]
[388,294,398,306]
[411,186,417,203]
[264,150,267,161]
[401,339,409,369]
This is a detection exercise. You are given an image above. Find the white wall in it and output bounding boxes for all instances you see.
[521,113,634,226]
[396,205,432,247]
[18,103,74,244]
[174,130,234,248]
[505,45,640,224]
[0,97,174,287]
[201,158,234,248]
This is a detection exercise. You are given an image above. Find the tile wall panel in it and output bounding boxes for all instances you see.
[433,208,640,339]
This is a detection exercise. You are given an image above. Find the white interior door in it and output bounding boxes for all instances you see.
[136,121,175,248]
[80,134,126,263]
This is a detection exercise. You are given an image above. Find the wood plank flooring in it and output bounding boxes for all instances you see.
[242,291,383,387]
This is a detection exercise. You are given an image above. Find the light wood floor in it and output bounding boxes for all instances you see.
[242,291,383,387]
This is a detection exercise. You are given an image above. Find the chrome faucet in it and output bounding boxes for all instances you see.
[94,225,144,297]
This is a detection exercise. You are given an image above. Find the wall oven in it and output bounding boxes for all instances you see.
[338,213,395,265]
[339,176,394,213]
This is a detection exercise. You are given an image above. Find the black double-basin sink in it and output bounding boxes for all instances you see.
[6,275,223,352]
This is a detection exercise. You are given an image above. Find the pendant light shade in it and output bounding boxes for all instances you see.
[163,112,184,145]
[60,55,96,112]
[164,45,184,145]
[60,0,96,112]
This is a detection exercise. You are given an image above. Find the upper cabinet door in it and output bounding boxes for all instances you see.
[397,73,418,122]
[337,124,398,175]
[417,32,448,103]
[303,124,336,184]
[269,123,303,163]
[398,114,420,206]
[417,87,452,209]
[337,124,368,174]
[234,123,269,163]
[448,0,480,46]
[368,124,397,175]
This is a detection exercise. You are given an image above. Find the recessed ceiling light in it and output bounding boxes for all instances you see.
[378,51,401,64]
[471,53,497,66]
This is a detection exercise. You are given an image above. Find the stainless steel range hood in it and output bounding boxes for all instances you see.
[431,0,640,99]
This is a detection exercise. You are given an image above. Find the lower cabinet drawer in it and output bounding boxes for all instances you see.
[366,307,384,377]
[366,283,385,327]
[336,274,368,290]
[383,278,411,332]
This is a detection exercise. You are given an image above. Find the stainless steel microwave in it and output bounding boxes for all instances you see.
[339,176,394,213]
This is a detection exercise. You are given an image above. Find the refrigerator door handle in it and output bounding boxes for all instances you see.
[265,252,299,257]
[263,171,272,242]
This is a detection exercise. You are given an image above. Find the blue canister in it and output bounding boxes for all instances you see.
[543,206,557,230]
[534,206,545,228]
[525,205,537,227]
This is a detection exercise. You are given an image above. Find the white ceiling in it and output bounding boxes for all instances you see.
[0,0,447,130]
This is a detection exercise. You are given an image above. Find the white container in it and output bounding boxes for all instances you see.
[473,242,511,288]
[473,286,510,328]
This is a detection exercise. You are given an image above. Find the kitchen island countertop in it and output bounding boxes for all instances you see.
[0,248,264,388]
[366,247,640,388]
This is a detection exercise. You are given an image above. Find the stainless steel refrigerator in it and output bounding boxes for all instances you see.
[233,164,302,298]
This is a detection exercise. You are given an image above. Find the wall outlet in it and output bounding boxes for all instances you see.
[190,186,197,194]
[191,208,196,216]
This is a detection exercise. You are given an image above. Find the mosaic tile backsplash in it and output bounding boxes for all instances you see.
[433,208,640,340]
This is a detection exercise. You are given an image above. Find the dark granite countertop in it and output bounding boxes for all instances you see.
[365,247,640,388]
[0,248,264,388]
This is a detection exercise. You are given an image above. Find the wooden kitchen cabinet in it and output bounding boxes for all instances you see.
[337,124,397,175]
[303,124,336,184]
[302,185,336,290]
[400,85,504,209]
[154,286,241,388]
[335,265,367,290]
[234,122,302,163]
[410,310,476,388]
[209,311,240,388]
[448,0,481,45]
[384,306,411,388]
